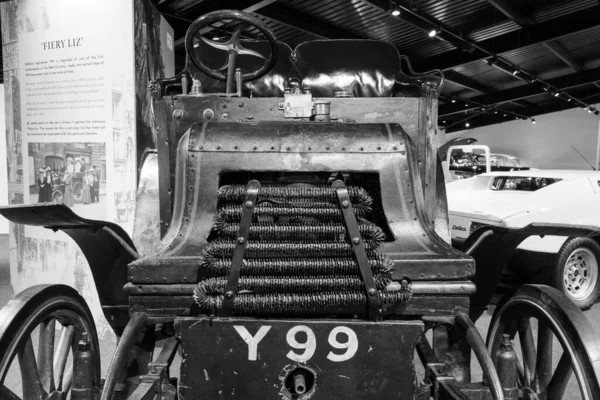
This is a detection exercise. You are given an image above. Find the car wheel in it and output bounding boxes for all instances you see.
[544,237,600,310]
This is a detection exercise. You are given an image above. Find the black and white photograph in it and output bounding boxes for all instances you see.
[27,142,106,217]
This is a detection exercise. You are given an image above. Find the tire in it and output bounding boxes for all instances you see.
[544,237,600,310]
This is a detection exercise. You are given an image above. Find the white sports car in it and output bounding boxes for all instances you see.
[447,169,600,310]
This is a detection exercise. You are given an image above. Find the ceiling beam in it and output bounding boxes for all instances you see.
[166,0,278,47]
[486,0,532,27]
[417,5,600,72]
[439,66,600,117]
[543,40,600,90]
[255,3,363,40]
[444,71,489,94]
[445,92,600,133]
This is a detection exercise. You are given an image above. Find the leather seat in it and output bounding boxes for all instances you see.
[189,39,440,98]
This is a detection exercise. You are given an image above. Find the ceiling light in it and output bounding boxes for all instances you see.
[554,92,560,97]
[390,1,401,16]
[428,29,437,38]
[442,120,446,123]
[543,86,549,91]
[531,119,536,124]
[465,103,469,107]
[588,108,593,113]
[567,98,572,102]
[530,78,536,83]
[494,111,498,114]
[451,99,456,103]
[465,122,470,127]
[503,114,507,117]
[513,69,519,76]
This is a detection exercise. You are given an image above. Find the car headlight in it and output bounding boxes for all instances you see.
[469,222,489,235]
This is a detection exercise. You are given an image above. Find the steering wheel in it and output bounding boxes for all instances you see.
[184,10,279,87]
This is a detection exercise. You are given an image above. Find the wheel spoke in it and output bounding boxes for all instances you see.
[54,325,74,390]
[544,353,573,400]
[38,318,56,392]
[0,385,22,400]
[62,361,73,394]
[17,337,45,400]
[518,316,536,387]
[534,320,553,392]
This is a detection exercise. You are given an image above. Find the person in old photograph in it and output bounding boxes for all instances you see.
[92,165,100,203]
[62,172,74,207]
[36,168,50,202]
[82,170,92,204]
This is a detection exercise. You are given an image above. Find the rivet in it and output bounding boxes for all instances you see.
[414,217,418,221]
[360,147,364,151]
[245,201,254,208]
[368,288,376,296]
[393,146,397,150]
[377,146,381,150]
[378,308,383,313]
[216,145,221,150]
[271,146,275,150]
[238,102,244,107]
[234,145,238,149]
[326,146,330,150]
[237,237,246,244]
[146,277,150,281]
[191,129,197,134]
[438,273,442,277]
[420,273,424,278]
[199,145,203,150]
[203,109,214,119]
[184,276,188,281]
[352,237,361,245]
[286,146,291,150]
[173,109,184,119]
[308,146,312,150]
[163,277,167,281]
[253,146,258,150]
[226,291,234,299]
[342,147,345,151]
[222,112,229,119]
[341,200,350,208]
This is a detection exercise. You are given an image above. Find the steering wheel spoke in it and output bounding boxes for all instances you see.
[185,10,279,84]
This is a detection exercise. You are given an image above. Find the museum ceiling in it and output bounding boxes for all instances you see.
[4,1,597,132]
[149,0,600,132]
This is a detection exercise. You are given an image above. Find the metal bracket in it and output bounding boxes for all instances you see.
[332,180,383,321]
[220,180,261,316]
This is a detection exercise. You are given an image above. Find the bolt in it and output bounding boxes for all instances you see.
[238,102,244,107]
[237,237,246,244]
[222,112,229,119]
[173,109,184,119]
[368,288,376,296]
[226,291,234,299]
[341,200,350,208]
[203,109,214,119]
[352,237,361,245]
[245,201,254,208]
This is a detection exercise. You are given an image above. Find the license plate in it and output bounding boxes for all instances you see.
[176,317,423,399]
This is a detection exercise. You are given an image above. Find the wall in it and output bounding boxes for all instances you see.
[444,104,600,170]
[0,84,6,234]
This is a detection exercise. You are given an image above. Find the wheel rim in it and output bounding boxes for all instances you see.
[0,287,99,400]
[563,247,598,301]
[487,285,600,400]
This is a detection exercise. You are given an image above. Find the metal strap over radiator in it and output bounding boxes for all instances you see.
[332,180,383,321]
[220,180,260,317]
[194,180,412,318]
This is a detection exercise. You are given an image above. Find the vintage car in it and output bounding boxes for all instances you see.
[50,172,85,204]
[448,169,600,309]
[443,144,530,181]
[1,9,600,400]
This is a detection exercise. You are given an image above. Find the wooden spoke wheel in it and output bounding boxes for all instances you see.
[0,285,100,400]
[487,284,600,400]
